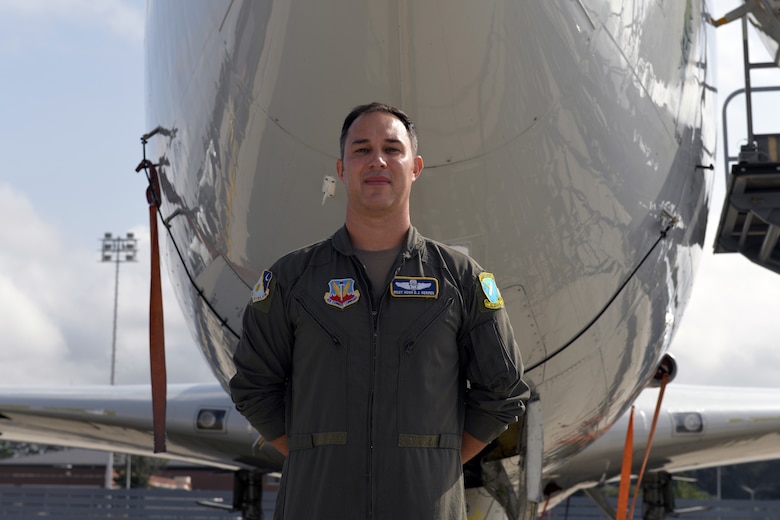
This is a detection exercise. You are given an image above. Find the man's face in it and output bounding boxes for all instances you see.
[336,111,423,218]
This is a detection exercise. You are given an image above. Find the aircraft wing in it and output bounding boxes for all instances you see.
[543,384,780,505]
[2,382,779,498]
[0,383,283,472]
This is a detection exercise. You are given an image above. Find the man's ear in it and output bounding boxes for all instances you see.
[336,159,344,181]
[412,156,424,180]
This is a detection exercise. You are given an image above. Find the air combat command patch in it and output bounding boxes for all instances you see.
[324,278,361,309]
[479,272,504,310]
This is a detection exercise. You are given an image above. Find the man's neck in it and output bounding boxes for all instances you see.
[344,213,410,251]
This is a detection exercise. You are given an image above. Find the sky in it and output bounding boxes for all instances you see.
[1,0,779,389]
[0,0,215,385]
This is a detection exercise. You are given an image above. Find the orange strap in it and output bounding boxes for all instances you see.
[615,405,635,518]
[628,374,669,518]
[538,496,551,518]
[137,159,167,453]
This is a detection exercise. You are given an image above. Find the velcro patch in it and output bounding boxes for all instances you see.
[390,277,439,298]
[324,278,361,309]
[251,270,275,312]
[479,272,504,310]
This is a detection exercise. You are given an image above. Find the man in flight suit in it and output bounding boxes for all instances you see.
[230,102,529,519]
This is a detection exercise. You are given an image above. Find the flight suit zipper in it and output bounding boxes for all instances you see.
[359,251,409,520]
[347,255,378,520]
[368,307,378,520]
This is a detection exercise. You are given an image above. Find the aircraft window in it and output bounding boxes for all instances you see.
[196,408,227,431]
[671,412,703,434]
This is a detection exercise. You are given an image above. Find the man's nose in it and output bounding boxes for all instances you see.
[369,151,388,169]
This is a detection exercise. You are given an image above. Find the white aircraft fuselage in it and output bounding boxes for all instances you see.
[143,0,715,475]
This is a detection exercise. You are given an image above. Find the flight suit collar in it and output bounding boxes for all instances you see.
[332,224,427,262]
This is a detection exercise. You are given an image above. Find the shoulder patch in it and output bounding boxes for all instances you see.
[251,270,275,312]
[390,276,439,298]
[479,272,504,310]
[324,278,361,309]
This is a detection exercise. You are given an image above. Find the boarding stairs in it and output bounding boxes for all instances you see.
[713,0,780,274]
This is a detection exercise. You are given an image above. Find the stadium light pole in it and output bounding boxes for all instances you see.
[101,232,138,385]
[100,231,138,489]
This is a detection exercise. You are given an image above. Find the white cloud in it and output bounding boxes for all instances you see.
[0,183,216,386]
[0,185,61,258]
[0,277,68,358]
[0,0,144,44]
[671,252,780,388]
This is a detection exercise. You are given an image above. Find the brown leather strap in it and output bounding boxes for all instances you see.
[137,159,167,453]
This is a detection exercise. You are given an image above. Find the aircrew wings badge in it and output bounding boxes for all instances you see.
[324,278,361,309]
[391,276,439,298]
[479,272,504,310]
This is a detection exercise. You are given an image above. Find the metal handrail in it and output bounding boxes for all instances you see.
[721,85,780,184]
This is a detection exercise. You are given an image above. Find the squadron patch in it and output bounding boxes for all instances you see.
[390,276,439,298]
[251,270,275,312]
[324,278,361,309]
[479,272,504,310]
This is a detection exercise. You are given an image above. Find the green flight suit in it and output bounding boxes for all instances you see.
[230,225,528,519]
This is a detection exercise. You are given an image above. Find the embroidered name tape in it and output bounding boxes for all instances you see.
[391,277,439,298]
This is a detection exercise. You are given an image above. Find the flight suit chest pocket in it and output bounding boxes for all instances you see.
[398,296,456,355]
[396,296,462,438]
[289,295,351,434]
[293,295,348,350]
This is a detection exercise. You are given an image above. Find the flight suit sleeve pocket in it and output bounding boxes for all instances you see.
[464,315,527,441]
[466,317,518,391]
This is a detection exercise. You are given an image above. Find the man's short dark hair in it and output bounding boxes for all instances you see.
[339,102,418,159]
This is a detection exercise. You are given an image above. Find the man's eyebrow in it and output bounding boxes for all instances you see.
[349,137,404,147]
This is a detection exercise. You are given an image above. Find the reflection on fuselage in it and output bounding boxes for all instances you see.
[144,0,715,470]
